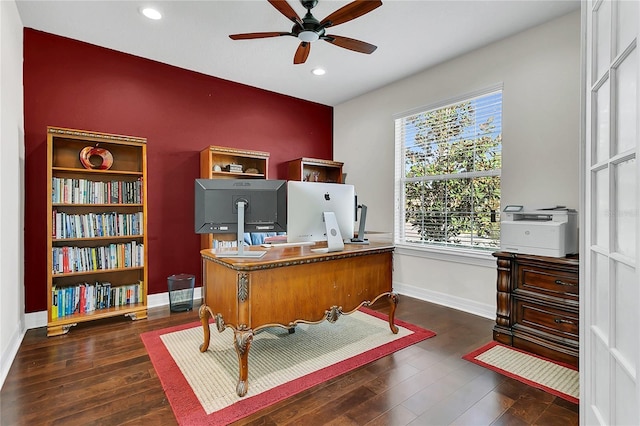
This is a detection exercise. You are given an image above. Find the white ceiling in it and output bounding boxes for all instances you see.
[16,0,580,106]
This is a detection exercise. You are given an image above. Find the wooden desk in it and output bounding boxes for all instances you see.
[199,242,398,397]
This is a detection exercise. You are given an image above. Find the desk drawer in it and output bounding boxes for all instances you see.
[516,264,578,300]
[514,298,578,341]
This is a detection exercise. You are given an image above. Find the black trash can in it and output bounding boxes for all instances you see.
[167,274,195,312]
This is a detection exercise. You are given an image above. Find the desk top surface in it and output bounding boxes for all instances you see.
[201,241,394,270]
[492,250,579,266]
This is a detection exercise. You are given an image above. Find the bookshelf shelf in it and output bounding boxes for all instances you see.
[52,166,144,176]
[209,170,266,179]
[53,235,143,242]
[52,203,144,207]
[51,266,145,278]
[47,303,147,337]
[46,126,148,336]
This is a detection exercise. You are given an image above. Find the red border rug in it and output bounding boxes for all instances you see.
[141,308,435,425]
[463,341,579,404]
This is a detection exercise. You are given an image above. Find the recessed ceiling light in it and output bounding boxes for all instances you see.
[311,68,326,76]
[141,7,162,20]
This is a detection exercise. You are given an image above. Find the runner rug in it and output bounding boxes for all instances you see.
[463,341,579,404]
[141,308,436,425]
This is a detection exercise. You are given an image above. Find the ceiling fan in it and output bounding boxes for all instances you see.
[229,0,382,64]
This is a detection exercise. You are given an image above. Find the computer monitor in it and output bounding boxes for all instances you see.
[194,179,287,258]
[287,181,355,251]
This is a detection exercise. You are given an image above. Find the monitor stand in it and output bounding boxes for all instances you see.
[311,212,344,254]
[215,201,267,259]
[345,204,369,244]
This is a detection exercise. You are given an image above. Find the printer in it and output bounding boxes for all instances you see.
[500,206,578,257]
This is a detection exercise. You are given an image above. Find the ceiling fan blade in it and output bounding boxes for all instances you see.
[320,0,382,28]
[229,32,290,40]
[323,35,377,54]
[268,0,303,26]
[294,42,311,64]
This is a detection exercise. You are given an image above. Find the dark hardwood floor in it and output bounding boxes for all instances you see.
[0,296,578,425]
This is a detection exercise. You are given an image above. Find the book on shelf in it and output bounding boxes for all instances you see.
[52,288,58,318]
[224,164,243,173]
[51,280,144,319]
[52,242,144,274]
[52,177,143,204]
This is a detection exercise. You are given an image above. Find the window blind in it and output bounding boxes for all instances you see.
[394,86,503,251]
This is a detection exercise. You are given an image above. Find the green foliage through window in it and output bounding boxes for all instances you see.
[394,89,502,250]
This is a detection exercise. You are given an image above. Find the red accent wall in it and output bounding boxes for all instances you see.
[23,29,333,313]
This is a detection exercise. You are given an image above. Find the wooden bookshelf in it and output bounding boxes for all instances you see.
[46,126,148,336]
[199,145,270,249]
[287,157,344,183]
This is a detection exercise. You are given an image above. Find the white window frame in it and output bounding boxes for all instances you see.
[393,84,503,264]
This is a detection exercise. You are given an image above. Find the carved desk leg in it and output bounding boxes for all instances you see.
[234,329,254,397]
[388,292,399,334]
[199,304,213,353]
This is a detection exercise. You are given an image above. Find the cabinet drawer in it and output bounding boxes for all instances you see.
[514,298,578,341]
[516,264,578,300]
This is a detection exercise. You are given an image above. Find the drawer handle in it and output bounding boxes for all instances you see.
[554,318,575,325]
[555,279,577,286]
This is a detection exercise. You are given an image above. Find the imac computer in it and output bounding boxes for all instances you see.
[287,181,355,253]
[194,179,287,258]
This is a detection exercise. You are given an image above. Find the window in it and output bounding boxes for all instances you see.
[394,87,502,252]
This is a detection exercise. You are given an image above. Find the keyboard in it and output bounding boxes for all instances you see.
[261,241,315,248]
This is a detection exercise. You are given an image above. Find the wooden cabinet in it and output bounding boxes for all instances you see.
[493,251,579,367]
[200,145,269,180]
[47,126,148,336]
[288,157,343,183]
[199,146,270,249]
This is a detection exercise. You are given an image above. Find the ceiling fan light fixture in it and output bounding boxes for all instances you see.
[141,7,162,20]
[298,30,319,42]
[229,0,382,64]
[311,67,326,76]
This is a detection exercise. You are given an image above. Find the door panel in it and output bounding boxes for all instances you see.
[614,157,636,256]
[595,1,612,80]
[616,0,638,57]
[592,252,610,337]
[614,261,636,368]
[614,49,637,154]
[595,80,610,163]
[583,1,639,424]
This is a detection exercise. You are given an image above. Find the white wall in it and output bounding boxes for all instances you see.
[334,11,581,318]
[0,0,25,388]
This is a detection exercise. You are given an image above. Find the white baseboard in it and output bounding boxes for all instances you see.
[24,310,47,330]
[0,319,25,390]
[393,281,495,320]
[147,287,203,309]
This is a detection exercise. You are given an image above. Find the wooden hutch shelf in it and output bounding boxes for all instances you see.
[199,145,270,249]
[288,157,344,183]
[200,145,269,180]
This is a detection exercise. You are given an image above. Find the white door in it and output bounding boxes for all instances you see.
[582,0,639,424]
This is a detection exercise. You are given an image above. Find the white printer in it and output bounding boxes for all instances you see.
[500,205,578,257]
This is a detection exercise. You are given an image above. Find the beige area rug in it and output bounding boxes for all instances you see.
[463,341,579,403]
[141,308,436,425]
